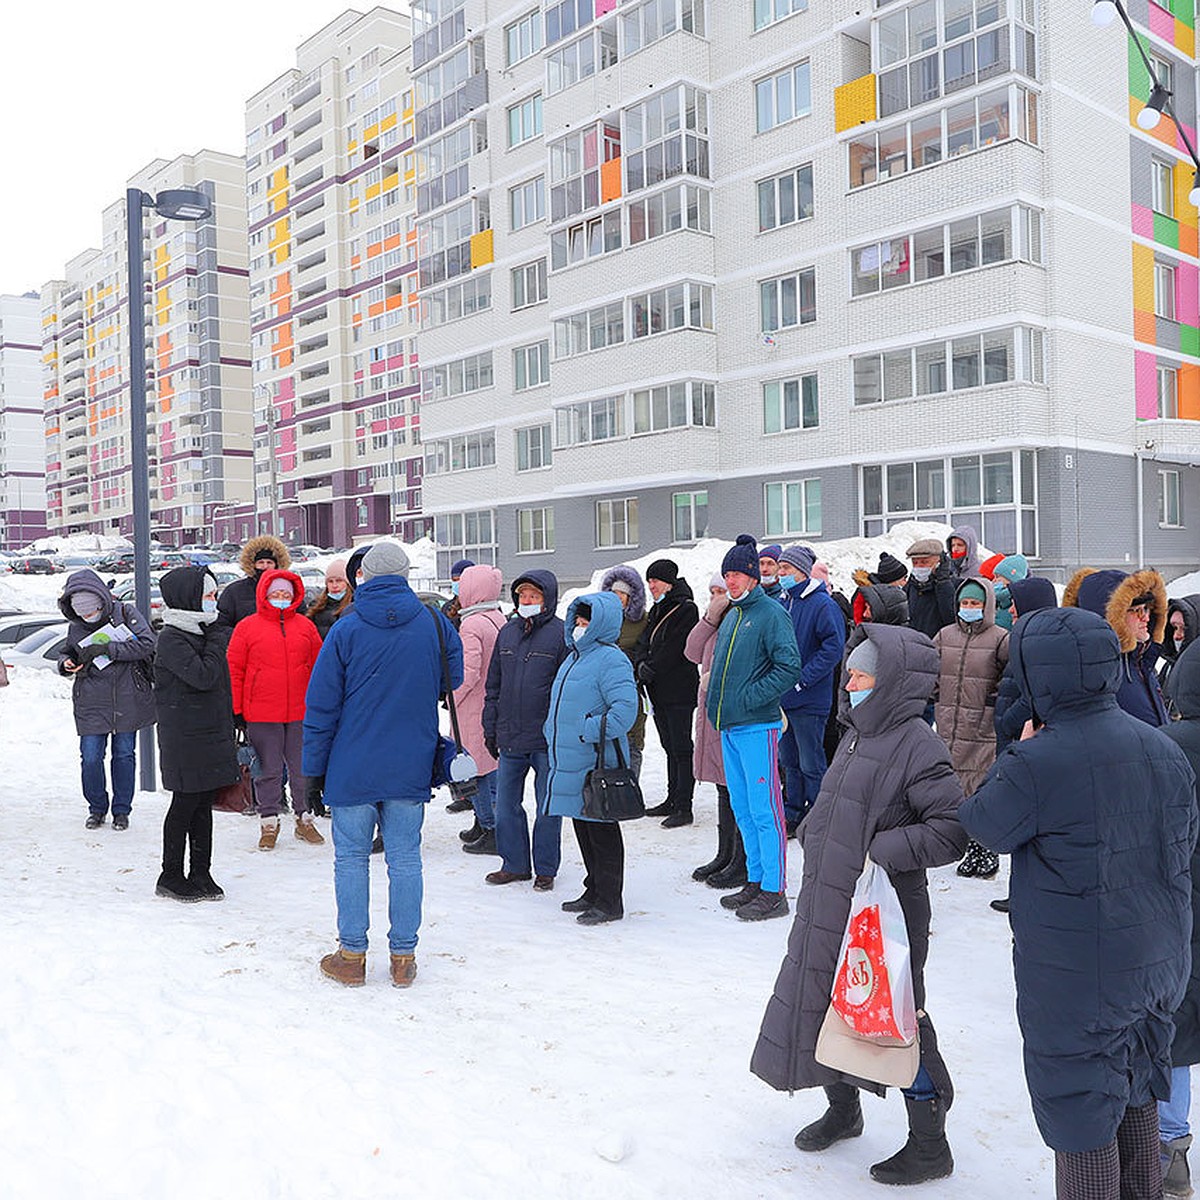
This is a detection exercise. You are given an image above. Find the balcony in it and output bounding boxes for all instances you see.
[293,137,323,165]
[294,220,325,247]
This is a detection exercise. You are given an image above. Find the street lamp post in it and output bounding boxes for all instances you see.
[126,186,212,792]
[254,384,281,536]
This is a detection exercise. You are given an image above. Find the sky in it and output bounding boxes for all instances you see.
[0,1,409,297]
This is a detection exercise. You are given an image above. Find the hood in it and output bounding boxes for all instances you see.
[1061,567,1097,611]
[1166,640,1200,718]
[1009,606,1122,721]
[1163,595,1200,663]
[946,525,981,574]
[238,534,291,577]
[58,569,116,626]
[810,561,830,586]
[458,564,502,609]
[565,590,624,652]
[511,569,559,623]
[1008,576,1058,620]
[954,574,996,631]
[352,573,426,629]
[254,568,307,618]
[600,565,647,623]
[160,566,216,612]
[852,582,909,627]
[1071,568,1168,653]
[658,577,695,607]
[844,624,939,736]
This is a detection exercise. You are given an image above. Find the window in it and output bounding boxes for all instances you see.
[763,375,818,432]
[516,423,552,470]
[1150,52,1175,100]
[623,85,710,194]
[544,0,595,46]
[632,380,716,433]
[1155,262,1177,321]
[546,22,619,95]
[548,121,622,222]
[1160,470,1183,528]
[755,0,807,30]
[1152,158,1176,218]
[513,341,551,390]
[518,506,555,552]
[423,351,494,400]
[510,176,546,229]
[629,282,714,338]
[506,9,543,65]
[627,183,711,245]
[760,269,816,331]
[422,274,492,327]
[764,479,821,537]
[434,509,497,577]
[507,94,543,146]
[755,61,811,133]
[596,497,639,547]
[553,301,624,357]
[423,429,496,474]
[511,258,548,308]
[620,0,706,54]
[672,490,708,541]
[556,395,625,446]
[757,164,814,231]
[1158,365,1179,418]
[551,210,623,268]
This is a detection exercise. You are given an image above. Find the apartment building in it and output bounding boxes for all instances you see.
[238,7,427,551]
[41,151,253,544]
[0,294,48,549]
[412,0,1200,584]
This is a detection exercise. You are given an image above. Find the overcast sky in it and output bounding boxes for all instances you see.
[0,1,408,297]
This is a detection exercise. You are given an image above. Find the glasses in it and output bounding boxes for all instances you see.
[1127,605,1151,619]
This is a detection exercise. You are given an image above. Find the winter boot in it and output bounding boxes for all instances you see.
[85,812,105,830]
[155,871,203,903]
[693,791,734,881]
[794,1083,864,1152]
[974,848,1000,879]
[956,840,988,878]
[258,817,280,851]
[869,1096,954,1185]
[295,813,325,845]
[320,947,367,987]
[458,818,484,844]
[707,819,749,889]
[1163,1133,1193,1198]
[661,808,694,828]
[462,827,498,855]
[990,896,1011,914]
[720,881,761,910]
[188,872,225,901]
[736,890,789,921]
[644,799,673,817]
[445,796,474,814]
[390,954,418,988]
[112,814,129,831]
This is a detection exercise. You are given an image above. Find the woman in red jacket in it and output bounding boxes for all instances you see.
[227,569,325,850]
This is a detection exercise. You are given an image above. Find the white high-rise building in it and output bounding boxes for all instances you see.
[0,294,47,549]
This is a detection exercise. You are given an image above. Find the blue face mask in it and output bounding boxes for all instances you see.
[958,607,984,623]
[451,581,460,597]
[849,688,873,708]
[202,598,218,614]
[778,574,797,591]
[269,597,291,610]
[327,589,346,602]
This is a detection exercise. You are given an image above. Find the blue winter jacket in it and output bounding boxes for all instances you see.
[482,570,569,754]
[705,583,802,730]
[961,608,1196,1153]
[543,592,638,821]
[301,575,463,805]
[777,578,846,714]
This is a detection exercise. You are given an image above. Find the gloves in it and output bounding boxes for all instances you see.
[706,592,730,622]
[306,775,327,816]
[485,736,499,761]
[77,644,106,665]
[233,713,247,733]
[637,662,656,685]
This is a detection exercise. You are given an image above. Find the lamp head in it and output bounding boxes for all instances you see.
[1091,0,1119,26]
[1137,84,1170,130]
[153,189,212,221]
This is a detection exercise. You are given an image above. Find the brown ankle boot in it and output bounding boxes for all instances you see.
[295,814,325,845]
[390,953,417,988]
[258,818,280,851]
[320,947,366,986]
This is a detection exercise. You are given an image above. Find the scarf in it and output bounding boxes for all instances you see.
[161,607,218,635]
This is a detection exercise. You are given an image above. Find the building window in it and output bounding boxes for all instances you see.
[757,163,814,231]
[620,0,706,54]
[424,429,497,475]
[423,351,494,401]
[516,423,552,471]
[507,93,544,147]
[763,375,818,432]
[596,497,639,547]
[544,0,595,46]
[510,176,546,230]
[764,479,821,537]
[1152,158,1176,218]
[556,395,625,446]
[505,9,543,65]
[760,269,816,332]
[1155,262,1177,321]
[672,490,708,541]
[421,274,492,328]
[356,499,370,526]
[549,120,622,222]
[434,509,497,577]
[630,282,714,338]
[627,183,711,245]
[517,506,555,552]
[513,341,551,390]
[547,22,620,95]
[1150,52,1175,99]
[1160,469,1183,528]
[551,210,623,268]
[632,380,716,433]
[1157,365,1179,418]
[754,0,806,30]
[553,301,625,357]
[511,258,548,308]
[623,85,710,193]
[755,61,811,133]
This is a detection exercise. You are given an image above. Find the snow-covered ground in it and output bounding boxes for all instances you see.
[2,667,1055,1198]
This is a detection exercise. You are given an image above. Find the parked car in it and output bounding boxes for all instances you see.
[9,557,62,576]
[0,613,66,646]
[207,565,242,592]
[4,623,69,672]
[95,553,136,574]
[289,544,330,562]
[54,554,103,570]
[111,581,164,629]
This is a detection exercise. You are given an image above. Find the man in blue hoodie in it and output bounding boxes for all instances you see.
[482,570,570,890]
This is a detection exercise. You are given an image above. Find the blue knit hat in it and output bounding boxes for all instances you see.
[450,558,476,578]
[759,544,783,563]
[722,534,760,580]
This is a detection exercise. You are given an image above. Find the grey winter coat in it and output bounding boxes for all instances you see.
[57,569,157,736]
[751,624,968,1097]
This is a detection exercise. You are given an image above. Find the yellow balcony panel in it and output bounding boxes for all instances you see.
[364,122,380,140]
[366,182,381,200]
[470,228,494,268]
[383,174,399,191]
[835,73,877,132]
[381,113,398,132]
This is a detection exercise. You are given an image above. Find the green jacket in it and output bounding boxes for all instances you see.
[706,583,802,730]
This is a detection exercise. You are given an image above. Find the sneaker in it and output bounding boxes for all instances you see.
[736,890,789,922]
[319,947,366,987]
[390,953,417,988]
[112,814,129,831]
[258,817,280,851]
[85,813,105,830]
[295,814,325,845]
[720,882,762,910]
[462,828,498,855]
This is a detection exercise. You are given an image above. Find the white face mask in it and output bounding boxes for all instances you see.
[911,566,933,582]
[517,603,541,618]
[71,593,104,621]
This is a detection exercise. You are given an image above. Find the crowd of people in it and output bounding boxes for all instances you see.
[49,523,1200,1197]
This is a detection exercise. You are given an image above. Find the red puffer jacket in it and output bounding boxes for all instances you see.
[227,568,324,723]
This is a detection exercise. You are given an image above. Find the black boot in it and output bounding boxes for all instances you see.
[661,808,693,828]
[869,1096,954,1185]
[693,790,734,881]
[719,881,761,910]
[956,839,988,877]
[644,800,673,817]
[462,827,498,855]
[459,819,484,844]
[707,823,748,890]
[794,1083,863,1152]
[156,871,202,902]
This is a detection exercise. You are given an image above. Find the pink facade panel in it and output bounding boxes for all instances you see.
[1135,350,1159,420]
[1131,203,1155,238]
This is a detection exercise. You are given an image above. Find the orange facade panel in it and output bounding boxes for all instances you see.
[601,157,622,203]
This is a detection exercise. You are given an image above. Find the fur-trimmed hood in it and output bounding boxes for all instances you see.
[1067,567,1168,653]
[600,564,647,623]
[238,535,291,577]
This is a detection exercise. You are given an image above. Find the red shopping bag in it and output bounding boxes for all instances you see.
[830,857,917,1043]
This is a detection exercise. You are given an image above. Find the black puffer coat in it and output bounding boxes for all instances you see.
[751,624,968,1096]
[57,569,157,736]
[961,607,1196,1153]
[635,578,700,708]
[904,554,956,639]
[153,568,239,794]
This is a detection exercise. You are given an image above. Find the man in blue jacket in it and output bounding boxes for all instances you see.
[707,535,803,922]
[775,545,846,832]
[482,570,569,890]
[303,542,463,989]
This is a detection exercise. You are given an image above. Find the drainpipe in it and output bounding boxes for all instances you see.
[1135,448,1145,570]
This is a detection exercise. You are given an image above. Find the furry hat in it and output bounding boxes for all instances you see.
[239,535,291,577]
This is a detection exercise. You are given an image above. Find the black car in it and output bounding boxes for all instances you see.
[96,553,136,574]
[11,557,61,576]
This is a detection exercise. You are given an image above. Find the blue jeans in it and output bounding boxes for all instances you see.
[494,750,561,877]
[781,710,828,824]
[902,1064,938,1102]
[331,801,425,954]
[471,770,497,831]
[80,731,137,816]
[1160,1065,1192,1141]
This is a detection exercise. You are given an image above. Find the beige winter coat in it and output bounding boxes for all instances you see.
[932,576,1010,795]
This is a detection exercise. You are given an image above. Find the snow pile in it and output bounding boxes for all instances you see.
[308,536,440,591]
[22,532,131,555]
[1169,570,1200,599]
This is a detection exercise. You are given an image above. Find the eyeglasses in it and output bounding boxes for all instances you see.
[1127,605,1151,618]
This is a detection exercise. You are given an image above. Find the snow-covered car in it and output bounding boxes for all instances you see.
[0,613,67,647]
[4,623,69,672]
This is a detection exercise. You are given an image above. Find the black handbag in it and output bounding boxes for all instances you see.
[580,712,644,822]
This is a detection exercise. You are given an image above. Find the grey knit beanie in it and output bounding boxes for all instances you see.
[361,542,411,580]
[846,638,880,677]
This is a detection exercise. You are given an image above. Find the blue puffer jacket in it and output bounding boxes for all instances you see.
[961,607,1196,1153]
[706,582,802,730]
[301,574,463,805]
[777,578,846,714]
[543,592,638,821]
[482,570,569,753]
